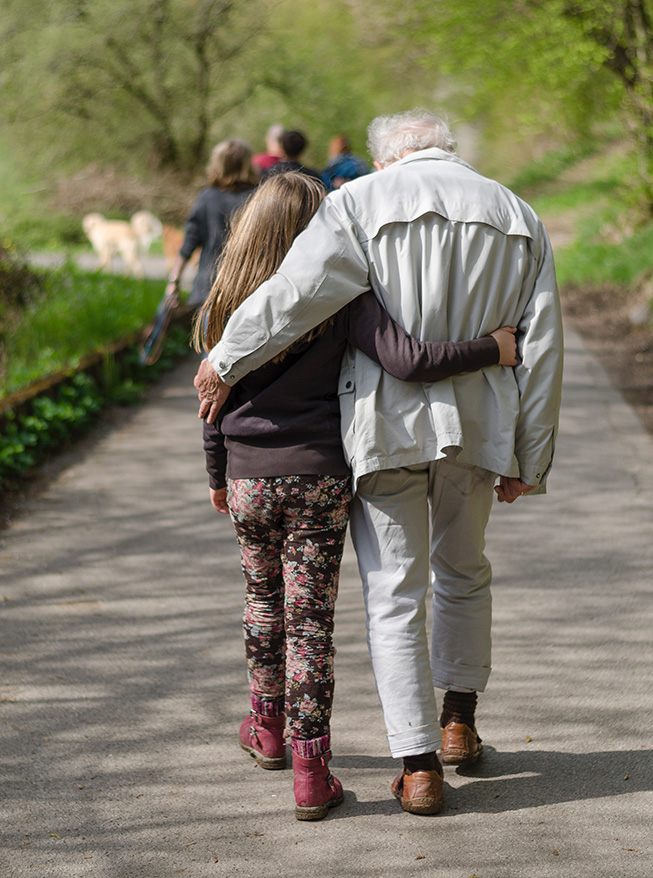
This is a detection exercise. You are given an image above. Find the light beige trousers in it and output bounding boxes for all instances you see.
[350,456,496,758]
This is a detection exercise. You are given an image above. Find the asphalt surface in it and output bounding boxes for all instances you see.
[1,320,652,878]
[26,252,197,287]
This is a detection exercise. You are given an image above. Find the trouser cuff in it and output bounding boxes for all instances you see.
[432,659,490,693]
[387,722,442,759]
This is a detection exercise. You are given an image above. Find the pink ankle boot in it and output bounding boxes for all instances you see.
[239,711,287,770]
[292,750,344,820]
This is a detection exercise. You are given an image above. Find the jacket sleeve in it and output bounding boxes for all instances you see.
[179,192,206,259]
[203,418,228,490]
[513,225,564,490]
[208,193,370,384]
[345,292,499,381]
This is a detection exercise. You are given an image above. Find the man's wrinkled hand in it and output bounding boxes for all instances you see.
[494,476,535,503]
[194,357,231,423]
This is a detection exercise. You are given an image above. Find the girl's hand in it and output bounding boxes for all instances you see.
[210,487,229,514]
[490,326,518,366]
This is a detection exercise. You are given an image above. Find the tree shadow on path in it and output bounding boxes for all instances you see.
[330,747,652,818]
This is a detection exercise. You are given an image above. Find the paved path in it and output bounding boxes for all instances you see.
[1,324,651,878]
[27,252,196,288]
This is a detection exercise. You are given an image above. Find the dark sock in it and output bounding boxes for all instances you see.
[403,751,442,775]
[440,690,478,730]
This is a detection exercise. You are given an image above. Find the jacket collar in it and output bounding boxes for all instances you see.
[395,147,477,174]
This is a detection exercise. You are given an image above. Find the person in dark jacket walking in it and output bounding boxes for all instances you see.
[165,139,258,309]
[262,130,324,185]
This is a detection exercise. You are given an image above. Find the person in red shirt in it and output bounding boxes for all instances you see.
[252,123,285,173]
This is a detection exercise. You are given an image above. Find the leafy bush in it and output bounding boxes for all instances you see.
[0,372,102,484]
[9,213,87,249]
[0,240,43,309]
[0,242,45,378]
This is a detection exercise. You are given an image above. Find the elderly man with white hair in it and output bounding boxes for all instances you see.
[194,108,563,815]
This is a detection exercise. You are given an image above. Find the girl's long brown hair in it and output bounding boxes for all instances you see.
[193,172,327,354]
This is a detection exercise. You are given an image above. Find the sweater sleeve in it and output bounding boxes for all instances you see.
[179,192,206,259]
[203,418,228,490]
[345,291,500,382]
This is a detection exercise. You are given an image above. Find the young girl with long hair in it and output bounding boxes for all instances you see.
[193,172,517,821]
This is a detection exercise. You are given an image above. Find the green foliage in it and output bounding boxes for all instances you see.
[521,142,653,287]
[556,221,653,287]
[0,373,102,484]
[2,0,651,209]
[1,251,194,490]
[236,0,429,168]
[0,265,165,394]
[378,0,653,207]
[10,213,86,251]
[0,241,43,315]
[0,0,270,177]
[0,242,44,381]
[508,143,600,193]
[0,0,437,185]
[381,0,615,129]
[0,137,88,249]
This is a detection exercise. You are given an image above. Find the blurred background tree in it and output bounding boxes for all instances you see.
[0,0,272,177]
[375,0,653,208]
[0,0,429,179]
[0,0,651,217]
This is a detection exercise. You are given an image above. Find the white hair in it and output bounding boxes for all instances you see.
[367,109,457,167]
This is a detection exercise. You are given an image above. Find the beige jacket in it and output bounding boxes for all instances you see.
[209,148,564,489]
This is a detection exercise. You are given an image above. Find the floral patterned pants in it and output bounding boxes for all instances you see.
[227,476,351,744]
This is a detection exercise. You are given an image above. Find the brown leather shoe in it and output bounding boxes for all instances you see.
[391,769,443,815]
[440,721,483,765]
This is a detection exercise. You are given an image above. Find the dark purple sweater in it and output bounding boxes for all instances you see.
[203,292,499,489]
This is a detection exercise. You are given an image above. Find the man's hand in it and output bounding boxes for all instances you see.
[210,487,229,514]
[194,357,231,422]
[494,476,535,503]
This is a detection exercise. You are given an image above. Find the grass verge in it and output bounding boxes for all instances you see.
[1,260,174,395]
[522,143,653,290]
[0,250,193,492]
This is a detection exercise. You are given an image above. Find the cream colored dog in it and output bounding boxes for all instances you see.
[131,210,163,252]
[82,210,163,278]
